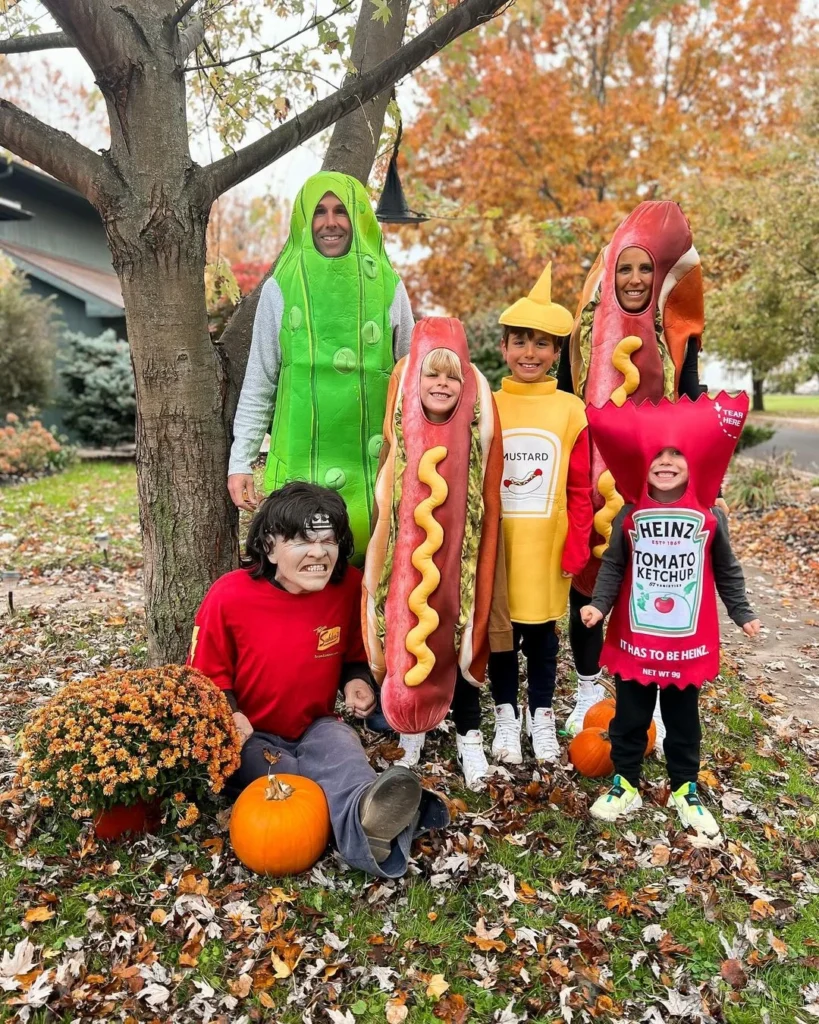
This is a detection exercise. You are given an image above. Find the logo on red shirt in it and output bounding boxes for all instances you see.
[315,625,341,653]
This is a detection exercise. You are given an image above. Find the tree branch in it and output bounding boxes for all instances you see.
[185,0,355,72]
[0,31,74,55]
[0,100,106,202]
[172,0,201,27]
[177,17,206,58]
[204,0,511,200]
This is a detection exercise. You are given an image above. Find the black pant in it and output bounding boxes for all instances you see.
[450,671,481,735]
[609,676,700,790]
[568,585,603,676]
[488,621,558,714]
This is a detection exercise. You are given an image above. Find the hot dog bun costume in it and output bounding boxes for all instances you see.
[567,201,705,596]
[363,318,505,734]
[588,392,749,688]
[264,172,400,561]
[496,265,592,623]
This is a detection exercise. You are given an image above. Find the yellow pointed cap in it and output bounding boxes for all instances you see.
[498,262,574,336]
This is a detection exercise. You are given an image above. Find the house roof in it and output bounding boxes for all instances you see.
[0,238,124,318]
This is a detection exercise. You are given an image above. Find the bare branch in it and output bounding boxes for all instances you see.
[172,0,201,27]
[177,17,206,58]
[185,1,355,72]
[0,99,106,202]
[204,0,511,199]
[0,31,73,55]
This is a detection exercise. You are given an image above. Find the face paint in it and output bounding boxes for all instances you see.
[266,518,340,594]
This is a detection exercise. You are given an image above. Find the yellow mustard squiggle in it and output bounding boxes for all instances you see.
[592,470,624,558]
[610,335,642,407]
[405,446,448,687]
[591,336,641,557]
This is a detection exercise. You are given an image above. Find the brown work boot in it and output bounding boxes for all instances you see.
[359,766,423,863]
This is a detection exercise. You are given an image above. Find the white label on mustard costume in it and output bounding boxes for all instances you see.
[628,509,707,637]
[500,428,561,518]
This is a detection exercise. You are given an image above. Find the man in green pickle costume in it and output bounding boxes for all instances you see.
[228,172,414,562]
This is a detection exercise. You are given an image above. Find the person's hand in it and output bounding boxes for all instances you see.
[742,618,761,637]
[228,473,259,512]
[232,711,254,746]
[344,679,376,718]
[715,497,730,516]
[561,570,573,579]
[580,605,603,628]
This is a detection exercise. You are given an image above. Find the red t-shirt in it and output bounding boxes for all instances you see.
[188,567,367,740]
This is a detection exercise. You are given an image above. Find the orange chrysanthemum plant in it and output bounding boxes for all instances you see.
[16,665,241,830]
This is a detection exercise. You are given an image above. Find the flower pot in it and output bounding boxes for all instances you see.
[93,800,162,841]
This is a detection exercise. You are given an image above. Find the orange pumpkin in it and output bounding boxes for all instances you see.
[583,698,616,731]
[570,722,658,778]
[230,774,331,876]
[569,727,614,777]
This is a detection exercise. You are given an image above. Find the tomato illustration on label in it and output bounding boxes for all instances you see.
[654,596,675,614]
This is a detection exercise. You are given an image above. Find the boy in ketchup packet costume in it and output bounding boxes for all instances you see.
[581,393,760,839]
[489,263,594,765]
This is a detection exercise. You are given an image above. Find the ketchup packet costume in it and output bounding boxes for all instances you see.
[567,201,705,598]
[363,319,507,735]
[587,392,752,688]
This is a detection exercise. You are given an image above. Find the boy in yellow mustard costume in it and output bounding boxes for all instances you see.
[490,264,594,763]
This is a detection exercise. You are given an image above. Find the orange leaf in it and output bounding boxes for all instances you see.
[24,907,55,923]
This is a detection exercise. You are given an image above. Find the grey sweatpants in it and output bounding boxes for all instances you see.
[227,716,448,879]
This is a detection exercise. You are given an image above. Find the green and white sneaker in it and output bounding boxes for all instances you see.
[589,774,642,823]
[667,781,720,838]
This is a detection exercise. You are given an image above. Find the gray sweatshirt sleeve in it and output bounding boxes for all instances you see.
[590,506,630,616]
[711,507,756,626]
[228,278,285,476]
[390,278,414,359]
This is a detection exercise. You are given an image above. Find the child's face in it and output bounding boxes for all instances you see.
[615,246,654,313]
[647,448,689,501]
[419,368,462,422]
[265,528,339,594]
[501,329,558,383]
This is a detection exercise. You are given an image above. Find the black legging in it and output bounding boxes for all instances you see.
[488,621,558,713]
[568,585,603,676]
[450,671,481,735]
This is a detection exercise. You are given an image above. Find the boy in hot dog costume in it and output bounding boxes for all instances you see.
[557,201,707,743]
[362,318,511,790]
[580,394,760,838]
[489,264,594,764]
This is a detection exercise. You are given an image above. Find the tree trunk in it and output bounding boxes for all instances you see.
[752,377,765,412]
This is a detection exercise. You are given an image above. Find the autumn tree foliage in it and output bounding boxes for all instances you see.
[397,0,809,319]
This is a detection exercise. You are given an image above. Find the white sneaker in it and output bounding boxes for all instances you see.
[526,707,561,763]
[395,732,425,767]
[528,708,561,765]
[491,704,522,765]
[564,675,606,737]
[456,730,490,791]
[652,695,666,755]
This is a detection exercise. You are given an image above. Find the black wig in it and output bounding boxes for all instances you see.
[244,481,354,584]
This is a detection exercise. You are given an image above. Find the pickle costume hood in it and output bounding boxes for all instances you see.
[588,392,755,688]
[229,172,414,561]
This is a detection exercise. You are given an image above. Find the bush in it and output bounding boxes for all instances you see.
[60,329,136,446]
[463,309,507,390]
[726,453,794,511]
[0,411,74,479]
[0,258,60,414]
[735,422,776,453]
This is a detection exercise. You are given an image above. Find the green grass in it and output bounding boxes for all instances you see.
[754,394,819,417]
[0,460,140,570]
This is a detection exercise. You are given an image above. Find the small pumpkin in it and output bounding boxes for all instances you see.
[569,727,614,777]
[570,722,658,778]
[583,698,616,731]
[230,774,331,876]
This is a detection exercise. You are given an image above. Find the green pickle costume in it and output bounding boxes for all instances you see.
[265,172,399,561]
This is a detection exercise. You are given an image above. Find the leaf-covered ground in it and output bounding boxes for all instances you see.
[1,463,819,1024]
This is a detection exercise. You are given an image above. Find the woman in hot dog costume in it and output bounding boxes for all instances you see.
[557,201,706,744]
[362,318,512,790]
